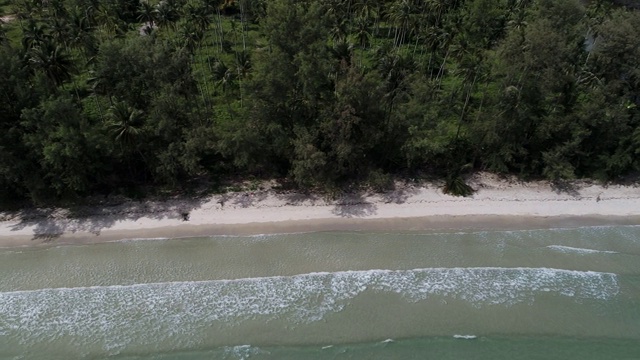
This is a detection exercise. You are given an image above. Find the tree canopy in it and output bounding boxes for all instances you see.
[0,0,638,204]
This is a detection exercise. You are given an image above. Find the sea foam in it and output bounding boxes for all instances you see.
[0,267,619,354]
[547,245,618,255]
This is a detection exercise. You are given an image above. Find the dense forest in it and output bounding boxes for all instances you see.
[0,0,638,203]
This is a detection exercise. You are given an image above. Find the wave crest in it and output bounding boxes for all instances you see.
[0,267,618,354]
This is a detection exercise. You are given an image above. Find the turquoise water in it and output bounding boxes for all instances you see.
[1,225,639,359]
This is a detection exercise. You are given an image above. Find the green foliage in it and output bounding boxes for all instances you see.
[367,170,394,192]
[20,95,106,200]
[1,0,640,205]
[443,175,474,197]
[92,36,196,110]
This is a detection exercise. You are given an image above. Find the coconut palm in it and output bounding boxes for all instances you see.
[375,45,415,112]
[235,50,252,107]
[324,0,347,20]
[44,0,67,18]
[211,59,236,94]
[331,39,354,67]
[330,19,349,42]
[107,100,144,146]
[15,0,41,23]
[184,3,211,33]
[425,0,448,26]
[106,100,148,181]
[27,41,75,88]
[138,0,157,26]
[387,0,415,46]
[236,0,250,49]
[21,20,51,49]
[179,23,204,54]
[241,0,266,23]
[47,17,70,49]
[235,50,252,78]
[506,8,528,40]
[76,0,100,27]
[154,0,180,31]
[354,0,377,19]
[352,15,372,49]
[211,58,237,115]
[353,0,382,36]
[68,6,97,57]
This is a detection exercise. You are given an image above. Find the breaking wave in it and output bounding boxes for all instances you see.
[0,267,619,355]
[547,245,618,255]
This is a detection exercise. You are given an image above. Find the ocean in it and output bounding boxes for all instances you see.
[1,225,639,359]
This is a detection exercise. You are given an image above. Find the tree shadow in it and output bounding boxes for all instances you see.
[331,192,377,218]
[31,232,63,243]
[551,180,581,197]
[276,191,323,206]
[230,191,269,208]
[380,184,420,204]
[6,195,210,243]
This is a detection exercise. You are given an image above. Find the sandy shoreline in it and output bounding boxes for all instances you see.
[1,173,639,247]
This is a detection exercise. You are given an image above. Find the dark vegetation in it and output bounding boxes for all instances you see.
[0,0,638,205]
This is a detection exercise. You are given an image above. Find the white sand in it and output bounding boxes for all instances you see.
[1,173,639,247]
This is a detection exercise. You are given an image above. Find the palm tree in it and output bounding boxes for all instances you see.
[44,0,67,19]
[27,41,75,88]
[235,50,252,107]
[76,0,100,27]
[352,15,372,49]
[107,100,148,182]
[184,3,211,33]
[331,39,354,67]
[21,20,51,49]
[324,0,346,20]
[433,27,452,86]
[47,17,70,49]
[240,0,266,23]
[138,0,156,26]
[387,0,415,46]
[68,6,97,58]
[107,100,144,147]
[354,0,377,20]
[154,0,180,31]
[375,46,415,124]
[330,19,349,42]
[179,23,204,54]
[506,8,528,41]
[211,59,237,116]
[211,59,236,94]
[87,70,108,100]
[15,0,41,24]
[95,5,121,39]
[235,51,252,78]
[236,0,250,50]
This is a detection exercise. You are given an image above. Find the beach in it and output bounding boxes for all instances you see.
[2,173,640,359]
[1,173,639,247]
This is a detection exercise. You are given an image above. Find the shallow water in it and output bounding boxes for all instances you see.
[1,225,639,359]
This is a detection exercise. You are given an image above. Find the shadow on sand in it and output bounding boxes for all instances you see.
[6,182,422,242]
[331,193,377,218]
[7,197,209,243]
[330,184,419,218]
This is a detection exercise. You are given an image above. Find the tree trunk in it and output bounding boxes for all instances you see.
[455,73,478,140]
[436,48,449,88]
